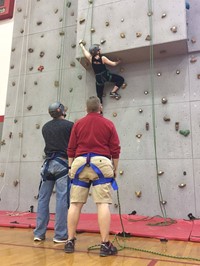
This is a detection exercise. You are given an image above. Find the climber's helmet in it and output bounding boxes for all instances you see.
[48,102,66,118]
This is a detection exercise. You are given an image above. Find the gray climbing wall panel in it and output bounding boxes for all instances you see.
[77,0,187,63]
[187,0,200,53]
[0,0,200,220]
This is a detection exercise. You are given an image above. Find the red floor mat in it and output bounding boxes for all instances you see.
[189,220,200,242]
[0,211,55,229]
[77,214,193,241]
[0,211,197,242]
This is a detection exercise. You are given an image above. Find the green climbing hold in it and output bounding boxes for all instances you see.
[179,130,190,137]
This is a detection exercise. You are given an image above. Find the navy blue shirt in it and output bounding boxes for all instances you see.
[42,118,74,156]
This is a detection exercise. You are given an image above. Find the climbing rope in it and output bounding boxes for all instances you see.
[66,0,94,118]
[85,1,93,46]
[87,186,127,252]
[56,0,69,102]
[79,0,94,47]
[89,0,94,45]
[52,0,78,120]
[88,189,200,262]
[125,215,177,226]
[13,0,32,212]
[88,184,200,263]
[147,0,168,221]
[115,238,200,263]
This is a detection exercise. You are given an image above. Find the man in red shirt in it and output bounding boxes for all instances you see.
[64,96,121,257]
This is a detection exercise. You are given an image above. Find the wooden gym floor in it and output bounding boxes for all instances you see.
[1,227,200,266]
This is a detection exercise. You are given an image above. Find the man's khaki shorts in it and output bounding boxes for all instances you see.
[70,156,114,204]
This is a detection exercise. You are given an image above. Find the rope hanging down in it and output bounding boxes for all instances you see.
[74,0,94,108]
[56,0,77,121]
[56,0,69,102]
[147,0,168,221]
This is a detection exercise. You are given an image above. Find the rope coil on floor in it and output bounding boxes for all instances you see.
[88,187,200,262]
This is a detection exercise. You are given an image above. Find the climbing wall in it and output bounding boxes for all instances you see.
[0,0,200,220]
[0,117,3,145]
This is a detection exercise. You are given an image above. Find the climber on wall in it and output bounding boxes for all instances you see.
[79,41,124,103]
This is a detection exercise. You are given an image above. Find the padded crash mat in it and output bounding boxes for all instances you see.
[0,211,198,242]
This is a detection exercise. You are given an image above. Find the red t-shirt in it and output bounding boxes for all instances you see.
[67,112,120,159]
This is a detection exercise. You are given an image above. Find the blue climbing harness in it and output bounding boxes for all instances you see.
[71,153,118,190]
[39,152,71,208]
[41,152,69,182]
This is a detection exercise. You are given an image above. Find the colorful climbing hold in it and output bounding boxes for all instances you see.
[179,130,190,137]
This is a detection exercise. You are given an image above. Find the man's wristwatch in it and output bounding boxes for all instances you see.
[68,166,71,169]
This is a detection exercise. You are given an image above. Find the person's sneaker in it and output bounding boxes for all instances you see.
[64,238,75,253]
[110,92,118,97]
[109,92,121,99]
[34,236,45,242]
[53,238,68,243]
[100,241,118,257]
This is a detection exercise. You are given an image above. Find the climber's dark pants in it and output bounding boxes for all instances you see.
[95,70,124,103]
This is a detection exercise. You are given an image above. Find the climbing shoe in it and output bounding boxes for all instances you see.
[64,238,75,253]
[109,92,121,99]
[100,241,118,257]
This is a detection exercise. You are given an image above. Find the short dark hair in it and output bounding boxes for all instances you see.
[86,96,101,113]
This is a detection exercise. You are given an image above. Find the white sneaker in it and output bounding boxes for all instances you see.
[34,236,44,241]
[53,238,67,243]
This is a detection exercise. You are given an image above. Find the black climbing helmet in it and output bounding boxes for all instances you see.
[48,102,66,118]
[89,44,100,56]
